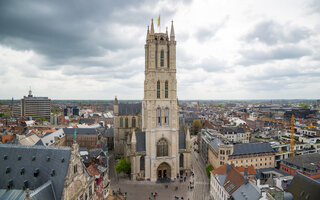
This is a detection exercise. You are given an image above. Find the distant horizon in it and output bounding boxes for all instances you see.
[1,98,319,102]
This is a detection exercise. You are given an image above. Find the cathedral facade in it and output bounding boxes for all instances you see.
[114,19,191,182]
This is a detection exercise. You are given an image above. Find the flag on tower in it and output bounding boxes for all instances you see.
[158,15,160,27]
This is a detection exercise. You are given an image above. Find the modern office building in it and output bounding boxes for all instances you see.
[21,89,51,121]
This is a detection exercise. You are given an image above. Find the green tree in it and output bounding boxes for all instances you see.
[192,119,202,135]
[299,104,309,109]
[206,164,214,178]
[114,158,131,175]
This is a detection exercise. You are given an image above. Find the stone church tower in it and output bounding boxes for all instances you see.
[142,19,183,182]
[115,19,191,182]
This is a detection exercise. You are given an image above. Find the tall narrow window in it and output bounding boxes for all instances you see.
[140,156,145,170]
[132,117,136,128]
[157,81,160,99]
[180,153,184,168]
[164,107,169,126]
[120,117,123,128]
[165,81,168,98]
[125,117,128,128]
[157,138,168,157]
[157,107,161,126]
[160,50,164,67]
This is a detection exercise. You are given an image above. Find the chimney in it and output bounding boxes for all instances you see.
[244,166,249,184]
[226,164,232,172]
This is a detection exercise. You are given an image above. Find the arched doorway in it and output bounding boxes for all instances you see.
[157,162,171,180]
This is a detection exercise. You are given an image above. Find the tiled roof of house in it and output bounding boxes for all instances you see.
[232,142,274,156]
[79,118,96,124]
[235,166,256,175]
[0,144,71,200]
[287,173,320,200]
[63,128,98,135]
[212,164,260,198]
[282,153,320,170]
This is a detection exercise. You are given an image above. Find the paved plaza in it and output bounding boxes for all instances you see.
[111,178,193,200]
[109,136,209,200]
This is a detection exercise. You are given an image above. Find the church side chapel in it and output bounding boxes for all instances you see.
[114,18,191,182]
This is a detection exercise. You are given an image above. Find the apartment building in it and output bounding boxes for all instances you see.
[208,139,275,169]
[21,90,51,121]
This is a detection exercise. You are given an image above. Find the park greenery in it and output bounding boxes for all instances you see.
[114,158,131,175]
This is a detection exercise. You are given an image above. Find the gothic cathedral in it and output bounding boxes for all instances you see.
[114,19,191,182]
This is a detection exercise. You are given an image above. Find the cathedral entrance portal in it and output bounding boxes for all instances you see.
[157,162,171,181]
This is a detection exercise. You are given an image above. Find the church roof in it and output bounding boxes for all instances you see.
[63,128,98,135]
[118,103,141,115]
[179,130,186,149]
[0,144,71,200]
[136,132,146,152]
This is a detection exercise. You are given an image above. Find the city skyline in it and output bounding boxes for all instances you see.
[0,0,319,100]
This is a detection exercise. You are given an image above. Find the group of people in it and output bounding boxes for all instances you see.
[148,192,158,199]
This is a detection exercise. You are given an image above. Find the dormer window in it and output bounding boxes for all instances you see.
[20,168,25,175]
[51,169,55,177]
[34,168,39,177]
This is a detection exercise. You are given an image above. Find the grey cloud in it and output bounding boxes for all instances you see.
[195,17,229,42]
[245,20,311,45]
[309,0,320,14]
[199,57,228,72]
[0,0,188,69]
[239,45,312,65]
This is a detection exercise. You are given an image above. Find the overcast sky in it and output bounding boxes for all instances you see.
[0,0,319,100]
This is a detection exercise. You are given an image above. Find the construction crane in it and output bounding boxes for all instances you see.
[257,115,295,157]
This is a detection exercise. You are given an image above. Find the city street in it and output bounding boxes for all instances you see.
[191,136,210,200]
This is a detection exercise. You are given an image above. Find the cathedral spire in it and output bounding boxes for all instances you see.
[170,20,175,40]
[146,25,149,40]
[150,19,155,34]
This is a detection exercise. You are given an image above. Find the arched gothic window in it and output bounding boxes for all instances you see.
[125,117,128,128]
[120,117,123,128]
[156,107,161,126]
[164,107,169,125]
[140,156,145,171]
[160,50,164,67]
[157,81,160,99]
[165,81,168,98]
[180,153,184,168]
[157,138,168,157]
[132,117,136,128]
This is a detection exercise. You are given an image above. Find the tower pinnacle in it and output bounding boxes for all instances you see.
[170,20,175,39]
[150,19,155,34]
[146,26,149,40]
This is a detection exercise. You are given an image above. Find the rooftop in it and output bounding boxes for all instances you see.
[0,144,71,200]
[282,153,320,170]
[232,142,274,156]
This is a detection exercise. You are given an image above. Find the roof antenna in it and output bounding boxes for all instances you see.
[28,86,33,97]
